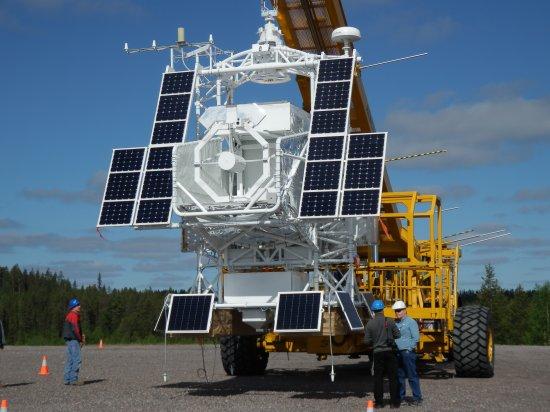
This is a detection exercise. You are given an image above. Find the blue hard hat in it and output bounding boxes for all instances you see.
[67,298,80,310]
[371,300,385,311]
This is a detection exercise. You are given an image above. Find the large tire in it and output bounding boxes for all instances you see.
[453,305,494,377]
[220,335,269,376]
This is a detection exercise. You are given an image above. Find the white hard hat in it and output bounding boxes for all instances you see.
[392,300,406,310]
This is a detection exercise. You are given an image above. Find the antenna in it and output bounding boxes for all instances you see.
[360,52,428,69]
[331,27,361,56]
[386,149,447,163]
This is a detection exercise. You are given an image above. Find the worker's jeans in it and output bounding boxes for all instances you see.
[63,340,81,384]
[373,350,399,405]
[397,350,422,401]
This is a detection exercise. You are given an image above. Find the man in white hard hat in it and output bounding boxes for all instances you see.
[392,300,423,406]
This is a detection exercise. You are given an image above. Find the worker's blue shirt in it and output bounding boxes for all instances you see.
[395,315,419,351]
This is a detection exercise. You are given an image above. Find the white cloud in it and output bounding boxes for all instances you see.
[384,92,550,169]
[22,170,106,204]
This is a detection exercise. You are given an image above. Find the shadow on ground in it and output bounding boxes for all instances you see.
[2,382,34,388]
[159,362,370,399]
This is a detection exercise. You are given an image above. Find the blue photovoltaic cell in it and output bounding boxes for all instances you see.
[151,121,186,145]
[348,133,385,159]
[311,110,347,134]
[318,58,354,82]
[275,292,322,331]
[167,295,213,332]
[344,159,383,189]
[110,148,145,172]
[135,199,171,224]
[147,147,173,170]
[141,170,173,198]
[336,292,364,331]
[99,201,134,225]
[314,81,351,110]
[304,161,341,190]
[300,191,338,216]
[307,136,344,160]
[161,72,194,94]
[104,172,141,200]
[341,190,379,216]
[156,94,191,121]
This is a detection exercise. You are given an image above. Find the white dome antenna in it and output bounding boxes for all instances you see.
[331,26,361,56]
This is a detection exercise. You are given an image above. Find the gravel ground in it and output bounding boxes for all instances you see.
[0,344,548,411]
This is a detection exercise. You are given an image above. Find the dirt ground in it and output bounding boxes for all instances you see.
[0,344,548,411]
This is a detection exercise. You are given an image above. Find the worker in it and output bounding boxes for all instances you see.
[364,299,401,409]
[0,319,5,388]
[392,300,423,406]
[62,298,85,385]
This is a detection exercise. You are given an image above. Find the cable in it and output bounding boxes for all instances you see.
[328,291,335,382]
[196,337,209,383]
[163,305,168,382]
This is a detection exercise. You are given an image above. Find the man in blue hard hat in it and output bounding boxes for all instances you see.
[364,299,401,409]
[393,300,422,406]
[62,298,85,385]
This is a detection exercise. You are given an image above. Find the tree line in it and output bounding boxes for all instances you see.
[0,264,548,345]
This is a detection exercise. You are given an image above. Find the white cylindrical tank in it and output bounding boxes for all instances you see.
[218,151,246,173]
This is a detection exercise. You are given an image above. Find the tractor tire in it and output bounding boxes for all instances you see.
[453,305,494,377]
[220,335,269,376]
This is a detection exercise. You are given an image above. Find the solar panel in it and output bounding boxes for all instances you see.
[307,136,344,160]
[274,292,323,332]
[104,172,141,200]
[111,148,146,172]
[303,161,342,190]
[348,133,386,159]
[135,198,172,224]
[340,132,387,217]
[147,146,173,170]
[336,292,364,332]
[311,110,348,134]
[340,190,380,216]
[156,94,191,121]
[140,171,173,198]
[318,58,354,82]
[344,159,383,189]
[98,200,134,226]
[166,294,215,333]
[151,121,186,145]
[161,72,195,94]
[299,56,356,219]
[314,81,351,110]
[299,191,338,217]
[98,147,147,227]
[150,69,196,146]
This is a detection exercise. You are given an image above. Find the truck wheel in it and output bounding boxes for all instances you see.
[220,335,269,376]
[453,305,494,377]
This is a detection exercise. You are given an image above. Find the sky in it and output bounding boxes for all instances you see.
[0,0,549,290]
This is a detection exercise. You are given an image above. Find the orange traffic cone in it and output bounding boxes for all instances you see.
[38,355,50,376]
[98,339,104,349]
[366,399,374,412]
[0,399,8,412]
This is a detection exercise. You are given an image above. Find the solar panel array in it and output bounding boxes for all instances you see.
[340,132,387,216]
[98,148,146,226]
[166,294,214,333]
[299,57,355,218]
[336,291,364,332]
[98,69,196,228]
[274,291,323,332]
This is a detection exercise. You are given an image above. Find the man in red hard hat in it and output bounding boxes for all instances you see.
[62,298,85,385]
